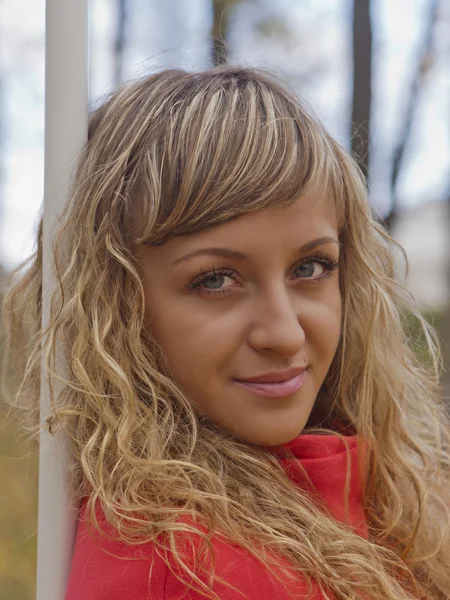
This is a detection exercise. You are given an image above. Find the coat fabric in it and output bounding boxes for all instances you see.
[65,433,368,599]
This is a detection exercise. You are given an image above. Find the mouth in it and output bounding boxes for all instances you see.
[235,366,306,384]
[234,369,307,398]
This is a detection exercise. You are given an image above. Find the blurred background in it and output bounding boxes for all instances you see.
[0,0,449,597]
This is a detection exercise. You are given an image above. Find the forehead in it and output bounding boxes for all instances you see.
[145,189,339,266]
[215,191,337,241]
[207,187,333,233]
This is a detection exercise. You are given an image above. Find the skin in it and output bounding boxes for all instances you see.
[134,190,342,447]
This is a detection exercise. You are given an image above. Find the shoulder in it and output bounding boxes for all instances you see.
[65,498,168,600]
[65,498,330,600]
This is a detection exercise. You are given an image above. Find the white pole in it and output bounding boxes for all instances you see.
[37,2,89,599]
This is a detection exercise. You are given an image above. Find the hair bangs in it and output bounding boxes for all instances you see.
[127,69,345,246]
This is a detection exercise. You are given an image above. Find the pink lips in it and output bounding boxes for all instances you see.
[235,371,306,398]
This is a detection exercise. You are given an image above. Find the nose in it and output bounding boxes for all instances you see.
[247,284,306,356]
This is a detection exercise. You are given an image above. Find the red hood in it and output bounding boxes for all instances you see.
[66,430,369,600]
[266,432,368,539]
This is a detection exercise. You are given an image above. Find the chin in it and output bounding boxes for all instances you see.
[261,432,304,446]
[237,425,307,447]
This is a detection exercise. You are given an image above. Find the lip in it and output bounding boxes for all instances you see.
[235,366,306,384]
[234,371,306,398]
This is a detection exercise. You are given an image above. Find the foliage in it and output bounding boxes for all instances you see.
[0,411,38,600]
[404,307,446,370]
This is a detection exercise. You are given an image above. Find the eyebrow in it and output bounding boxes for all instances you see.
[170,236,341,267]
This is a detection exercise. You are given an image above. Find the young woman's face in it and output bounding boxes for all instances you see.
[135,190,342,446]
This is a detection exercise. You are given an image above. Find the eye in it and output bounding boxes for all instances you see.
[188,266,238,298]
[186,251,339,298]
[291,252,339,285]
[293,260,324,278]
[201,271,235,290]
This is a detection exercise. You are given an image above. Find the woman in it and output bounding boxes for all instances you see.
[2,66,449,600]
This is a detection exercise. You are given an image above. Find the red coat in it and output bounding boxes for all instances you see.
[65,434,368,599]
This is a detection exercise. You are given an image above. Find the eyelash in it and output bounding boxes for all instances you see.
[186,251,339,298]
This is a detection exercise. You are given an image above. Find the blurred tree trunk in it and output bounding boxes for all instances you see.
[351,0,372,181]
[114,0,127,83]
[383,0,440,232]
[440,181,450,412]
[211,0,231,65]
[211,0,244,66]
[0,77,4,295]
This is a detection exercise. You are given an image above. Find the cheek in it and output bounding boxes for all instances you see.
[144,293,236,379]
[306,288,342,356]
[326,294,342,356]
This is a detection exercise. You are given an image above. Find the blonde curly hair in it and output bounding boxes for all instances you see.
[2,66,450,600]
